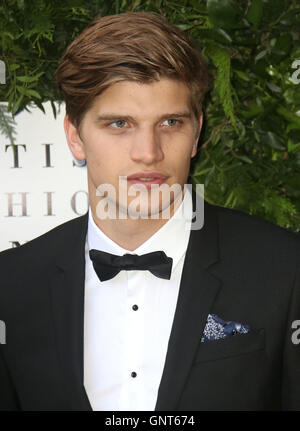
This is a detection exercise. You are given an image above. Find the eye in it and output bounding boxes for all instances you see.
[110,120,127,128]
[161,119,180,127]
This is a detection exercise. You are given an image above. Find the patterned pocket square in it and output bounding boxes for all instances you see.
[201,313,250,342]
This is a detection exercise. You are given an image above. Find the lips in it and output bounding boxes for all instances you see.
[126,172,169,187]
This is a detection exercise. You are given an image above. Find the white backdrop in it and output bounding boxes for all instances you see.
[0,102,88,252]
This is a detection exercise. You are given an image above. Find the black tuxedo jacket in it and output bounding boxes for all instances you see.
[0,195,300,411]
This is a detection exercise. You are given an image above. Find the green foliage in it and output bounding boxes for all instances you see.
[0,0,300,232]
[0,104,17,145]
[204,40,237,131]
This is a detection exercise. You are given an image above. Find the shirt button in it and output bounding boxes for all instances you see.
[132,304,138,311]
[131,371,137,378]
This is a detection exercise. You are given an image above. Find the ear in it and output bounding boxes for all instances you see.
[191,113,203,158]
[64,115,86,160]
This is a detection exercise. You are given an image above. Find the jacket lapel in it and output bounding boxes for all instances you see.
[49,214,92,411]
[155,192,222,411]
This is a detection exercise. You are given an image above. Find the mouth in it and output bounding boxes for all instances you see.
[126,172,169,188]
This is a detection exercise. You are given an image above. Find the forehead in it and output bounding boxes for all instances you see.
[87,78,192,118]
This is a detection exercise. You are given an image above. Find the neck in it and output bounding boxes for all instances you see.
[89,191,184,251]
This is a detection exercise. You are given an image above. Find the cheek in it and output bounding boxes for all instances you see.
[172,144,193,164]
[171,148,194,179]
[168,131,195,152]
[86,143,121,179]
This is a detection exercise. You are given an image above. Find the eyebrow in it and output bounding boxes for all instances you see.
[94,111,193,123]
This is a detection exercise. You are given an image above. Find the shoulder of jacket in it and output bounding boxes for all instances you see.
[206,201,300,252]
[0,214,88,264]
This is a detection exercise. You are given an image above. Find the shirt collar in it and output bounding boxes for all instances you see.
[87,186,192,273]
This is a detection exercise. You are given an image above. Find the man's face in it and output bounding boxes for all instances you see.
[64,78,202,220]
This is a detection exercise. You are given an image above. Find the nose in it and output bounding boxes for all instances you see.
[129,127,164,165]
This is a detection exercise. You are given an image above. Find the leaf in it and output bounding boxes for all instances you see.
[194,28,232,46]
[235,155,253,164]
[207,0,240,29]
[17,0,25,10]
[224,190,235,206]
[9,64,20,71]
[16,75,39,83]
[205,40,237,131]
[0,104,17,146]
[287,123,300,132]
[240,102,264,119]
[50,100,57,119]
[234,70,251,82]
[271,34,292,57]
[34,100,46,114]
[255,50,267,62]
[25,89,41,99]
[194,167,213,176]
[277,107,300,127]
[15,71,44,83]
[176,23,195,31]
[259,132,286,150]
[215,29,232,43]
[261,0,286,23]
[1,32,14,40]
[204,165,216,187]
[16,85,28,95]
[266,82,281,93]
[12,94,24,115]
[280,8,300,26]
[246,0,263,28]
[288,142,300,154]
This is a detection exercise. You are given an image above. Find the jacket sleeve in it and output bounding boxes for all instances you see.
[281,265,300,410]
[0,347,20,411]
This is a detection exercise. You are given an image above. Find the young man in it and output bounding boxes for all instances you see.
[0,12,299,411]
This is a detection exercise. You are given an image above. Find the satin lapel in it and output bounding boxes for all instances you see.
[49,214,92,411]
[155,192,222,411]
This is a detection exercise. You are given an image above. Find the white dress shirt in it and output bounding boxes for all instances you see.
[83,188,192,411]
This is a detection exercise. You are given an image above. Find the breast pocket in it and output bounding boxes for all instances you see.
[193,328,265,364]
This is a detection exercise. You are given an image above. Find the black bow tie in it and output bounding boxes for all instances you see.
[89,249,173,282]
